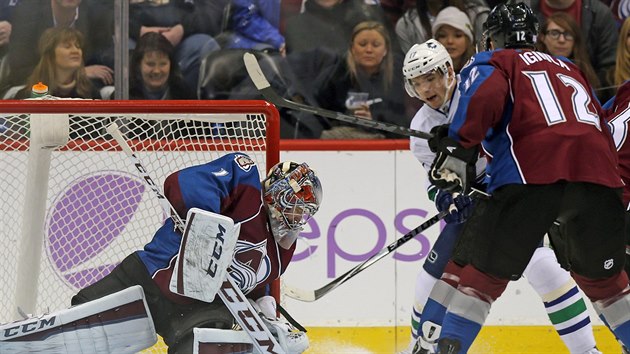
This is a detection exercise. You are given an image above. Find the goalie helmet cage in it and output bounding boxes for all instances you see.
[0,100,280,344]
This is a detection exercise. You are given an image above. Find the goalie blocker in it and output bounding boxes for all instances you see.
[169,208,240,303]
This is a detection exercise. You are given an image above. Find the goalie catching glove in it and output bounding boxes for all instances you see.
[248,296,309,354]
[428,127,479,194]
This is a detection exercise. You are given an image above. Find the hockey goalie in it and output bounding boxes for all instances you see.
[1,153,320,354]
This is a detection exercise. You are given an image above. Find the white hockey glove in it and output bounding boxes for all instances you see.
[248,296,309,354]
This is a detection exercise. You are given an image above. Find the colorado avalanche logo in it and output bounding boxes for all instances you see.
[229,240,272,294]
[235,154,255,172]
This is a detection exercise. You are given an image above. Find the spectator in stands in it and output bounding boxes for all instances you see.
[129,32,195,100]
[14,27,98,99]
[609,17,630,89]
[314,20,407,139]
[284,0,390,55]
[123,32,195,139]
[536,12,602,96]
[197,48,330,138]
[279,0,302,34]
[220,0,286,56]
[530,0,618,101]
[6,0,114,90]
[0,0,15,56]
[395,0,489,54]
[432,6,475,73]
[129,0,224,92]
[0,0,16,93]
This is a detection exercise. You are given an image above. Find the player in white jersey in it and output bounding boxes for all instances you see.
[400,39,601,354]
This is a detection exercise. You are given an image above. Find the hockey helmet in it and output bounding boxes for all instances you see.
[263,161,322,234]
[402,39,453,99]
[482,1,538,50]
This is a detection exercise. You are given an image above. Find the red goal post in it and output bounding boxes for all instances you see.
[0,99,280,327]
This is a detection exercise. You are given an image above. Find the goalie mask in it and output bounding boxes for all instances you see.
[263,161,322,246]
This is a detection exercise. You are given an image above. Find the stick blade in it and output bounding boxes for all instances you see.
[282,283,316,302]
[243,52,271,90]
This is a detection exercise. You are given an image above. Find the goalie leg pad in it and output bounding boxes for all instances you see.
[192,328,254,354]
[165,300,234,351]
[0,286,156,353]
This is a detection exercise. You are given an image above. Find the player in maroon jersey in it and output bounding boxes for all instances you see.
[427,2,630,353]
[603,80,630,354]
[605,82,630,278]
[71,154,322,354]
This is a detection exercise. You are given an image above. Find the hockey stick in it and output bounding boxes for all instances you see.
[243,52,433,140]
[283,210,448,302]
[106,123,285,354]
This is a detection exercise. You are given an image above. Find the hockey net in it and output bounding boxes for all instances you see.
[0,99,279,353]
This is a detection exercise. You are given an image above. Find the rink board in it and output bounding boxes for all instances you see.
[6,141,620,353]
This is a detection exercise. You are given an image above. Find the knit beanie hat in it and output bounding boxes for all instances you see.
[431,6,474,42]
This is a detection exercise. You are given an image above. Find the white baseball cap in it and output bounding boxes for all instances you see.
[431,6,474,42]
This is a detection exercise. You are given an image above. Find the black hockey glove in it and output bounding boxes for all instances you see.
[428,124,450,153]
[429,137,479,194]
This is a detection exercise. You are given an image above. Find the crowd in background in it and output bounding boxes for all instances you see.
[0,0,628,139]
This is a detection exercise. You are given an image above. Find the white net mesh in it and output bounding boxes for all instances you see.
[0,100,279,353]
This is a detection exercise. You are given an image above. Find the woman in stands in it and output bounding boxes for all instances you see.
[314,20,407,139]
[129,32,195,100]
[609,17,630,91]
[16,27,98,99]
[536,12,604,99]
[432,6,475,74]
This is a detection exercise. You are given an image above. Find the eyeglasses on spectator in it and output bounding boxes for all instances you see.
[544,29,574,41]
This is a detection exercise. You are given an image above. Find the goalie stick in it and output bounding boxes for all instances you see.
[283,210,448,302]
[106,123,285,354]
[243,52,433,140]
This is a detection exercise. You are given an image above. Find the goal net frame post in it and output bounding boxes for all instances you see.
[0,99,280,320]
